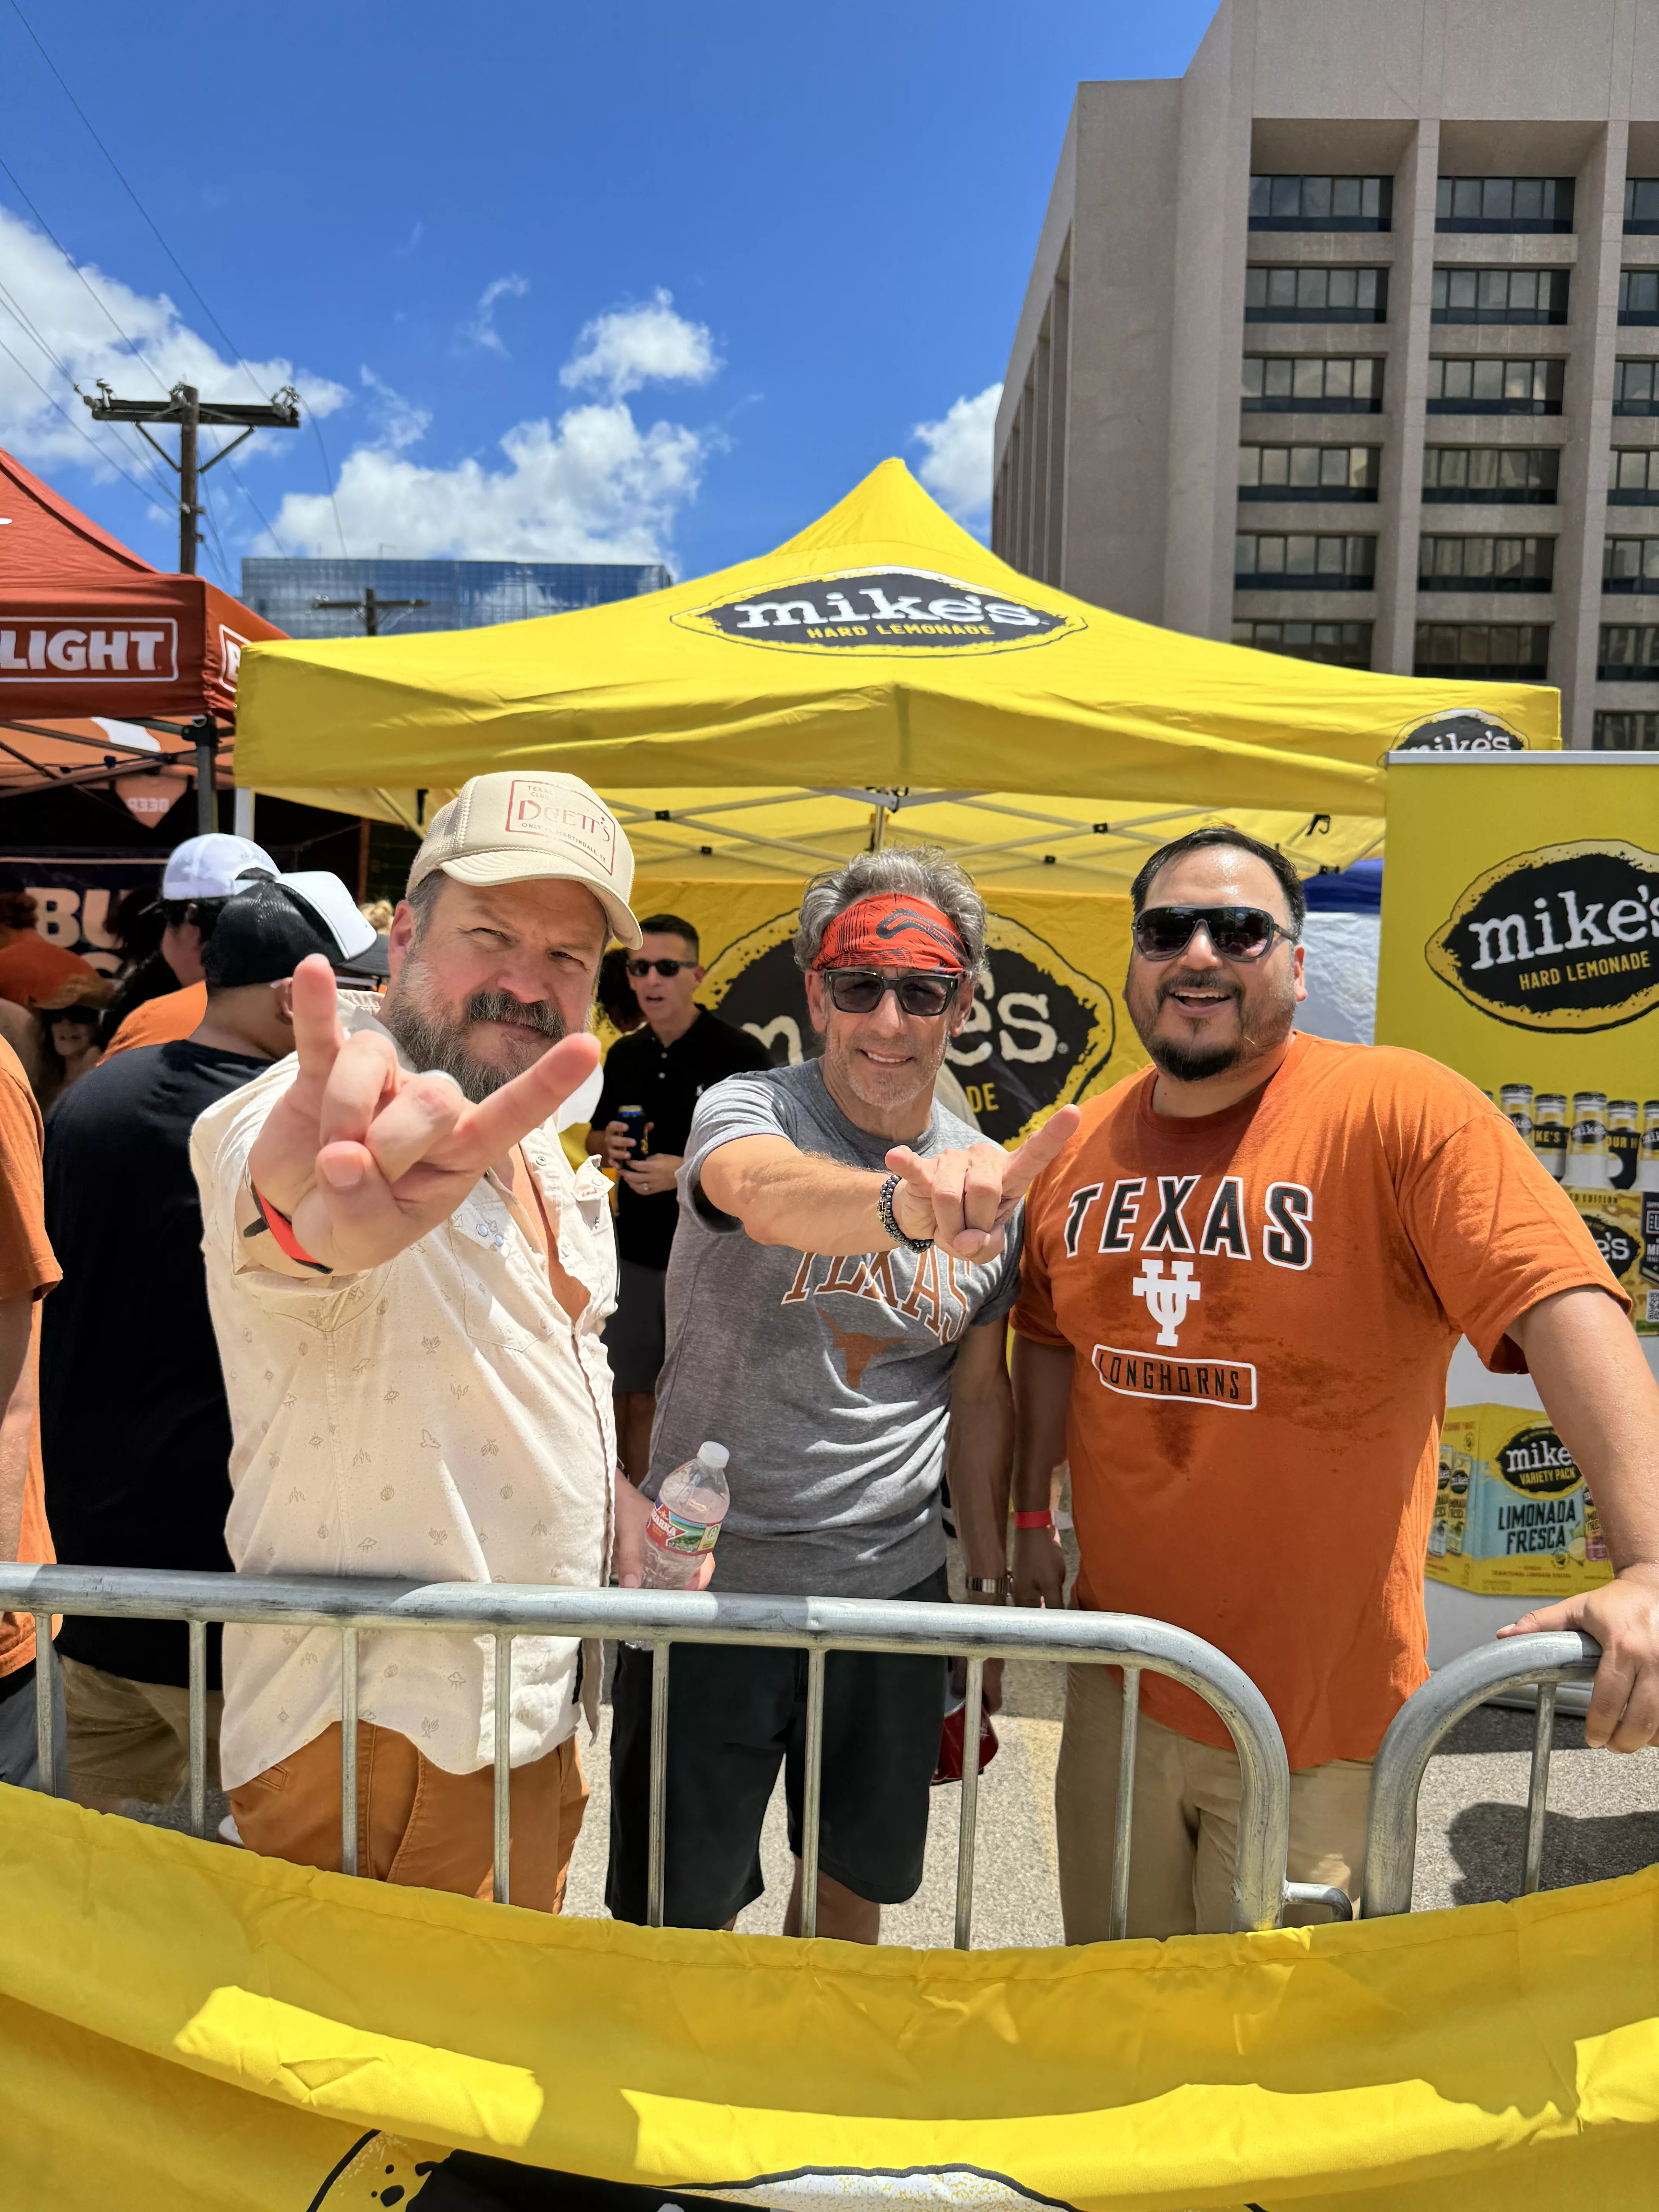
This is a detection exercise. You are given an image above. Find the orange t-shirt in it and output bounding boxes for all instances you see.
[0,936,97,1009]
[102,981,207,1056]
[0,1036,60,1676]
[1012,1034,1628,1769]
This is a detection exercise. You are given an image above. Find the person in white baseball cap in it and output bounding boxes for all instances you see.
[103,831,278,1058]
[187,771,675,1914]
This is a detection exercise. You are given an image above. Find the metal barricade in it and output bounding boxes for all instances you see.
[0,1562,1298,1942]
[1361,1629,1602,1919]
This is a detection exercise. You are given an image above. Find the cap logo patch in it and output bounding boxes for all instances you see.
[503,778,618,879]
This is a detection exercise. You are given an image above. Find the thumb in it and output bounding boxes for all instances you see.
[1499,1596,1581,1637]
[885,1144,935,1190]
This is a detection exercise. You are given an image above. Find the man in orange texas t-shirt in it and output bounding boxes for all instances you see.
[1012,824,1659,1940]
[0,1030,65,1789]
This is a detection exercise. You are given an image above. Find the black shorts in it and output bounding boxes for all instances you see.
[603,1259,667,1395]
[605,1565,949,1927]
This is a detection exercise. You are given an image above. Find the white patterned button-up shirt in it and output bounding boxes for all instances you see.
[191,994,617,1791]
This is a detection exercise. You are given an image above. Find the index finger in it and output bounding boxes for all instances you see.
[429,1033,603,1174]
[1001,1104,1082,1199]
[288,955,347,1079]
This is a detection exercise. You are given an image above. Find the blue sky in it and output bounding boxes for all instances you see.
[0,0,1216,592]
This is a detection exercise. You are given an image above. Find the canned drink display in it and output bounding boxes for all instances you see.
[1531,1093,1568,1179]
[1563,1091,1610,1191]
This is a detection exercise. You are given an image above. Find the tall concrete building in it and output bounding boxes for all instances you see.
[993,0,1659,748]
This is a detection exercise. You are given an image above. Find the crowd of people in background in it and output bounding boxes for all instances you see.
[0,772,1656,1949]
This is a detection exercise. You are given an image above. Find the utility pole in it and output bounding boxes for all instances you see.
[311,584,430,637]
[84,379,302,831]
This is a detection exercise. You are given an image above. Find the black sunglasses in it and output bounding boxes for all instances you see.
[627,957,693,977]
[1132,905,1299,963]
[823,967,964,1017]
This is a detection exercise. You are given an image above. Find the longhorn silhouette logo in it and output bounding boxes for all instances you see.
[1132,1257,1200,1348]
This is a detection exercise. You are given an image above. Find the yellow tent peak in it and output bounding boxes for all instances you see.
[767,456,1010,577]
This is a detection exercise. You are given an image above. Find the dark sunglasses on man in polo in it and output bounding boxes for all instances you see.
[627,957,694,977]
[823,967,965,1017]
[1132,905,1300,963]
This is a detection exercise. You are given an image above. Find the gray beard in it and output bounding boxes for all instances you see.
[380,982,567,1104]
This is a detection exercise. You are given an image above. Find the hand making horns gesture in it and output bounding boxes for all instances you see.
[247,955,601,1275]
[885,1103,1082,1262]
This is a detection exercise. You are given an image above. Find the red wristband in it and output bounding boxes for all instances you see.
[1015,1510,1054,1530]
[251,1184,329,1272]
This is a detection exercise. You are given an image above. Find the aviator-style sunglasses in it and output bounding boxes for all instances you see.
[823,967,965,1017]
[627,957,693,977]
[1132,905,1300,963]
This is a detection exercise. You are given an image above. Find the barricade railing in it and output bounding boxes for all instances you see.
[0,1562,1300,1943]
[1361,1630,1602,1919]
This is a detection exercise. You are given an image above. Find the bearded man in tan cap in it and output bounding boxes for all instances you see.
[189,773,668,1910]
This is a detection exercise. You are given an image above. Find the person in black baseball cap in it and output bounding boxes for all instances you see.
[39,867,374,1825]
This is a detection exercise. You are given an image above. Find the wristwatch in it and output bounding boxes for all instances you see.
[964,1574,1013,1597]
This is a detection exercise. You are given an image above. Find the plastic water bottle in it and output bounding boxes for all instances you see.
[639,1443,730,1589]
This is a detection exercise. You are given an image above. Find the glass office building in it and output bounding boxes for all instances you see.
[240,557,672,640]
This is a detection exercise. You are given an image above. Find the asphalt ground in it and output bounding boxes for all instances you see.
[127,1534,1659,1941]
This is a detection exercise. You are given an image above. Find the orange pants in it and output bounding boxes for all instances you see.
[229,1721,587,1913]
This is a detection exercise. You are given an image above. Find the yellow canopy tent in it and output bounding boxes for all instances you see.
[236,457,1558,895]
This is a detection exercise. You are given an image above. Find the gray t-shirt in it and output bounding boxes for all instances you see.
[651,1060,1023,1598]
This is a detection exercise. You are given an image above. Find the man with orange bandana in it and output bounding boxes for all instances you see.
[606,848,1078,1943]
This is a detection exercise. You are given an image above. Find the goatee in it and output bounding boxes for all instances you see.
[381,979,567,1103]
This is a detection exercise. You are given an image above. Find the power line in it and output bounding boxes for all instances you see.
[0,151,171,395]
[307,408,349,558]
[0,330,173,512]
[5,0,269,405]
[0,280,180,504]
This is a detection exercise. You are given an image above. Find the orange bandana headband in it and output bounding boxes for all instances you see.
[813,892,967,973]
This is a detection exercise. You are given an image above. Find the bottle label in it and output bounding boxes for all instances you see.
[647,1501,720,1555]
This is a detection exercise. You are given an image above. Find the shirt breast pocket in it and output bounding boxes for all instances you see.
[450,1204,558,1350]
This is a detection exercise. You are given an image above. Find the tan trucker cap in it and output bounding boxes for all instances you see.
[407,772,642,947]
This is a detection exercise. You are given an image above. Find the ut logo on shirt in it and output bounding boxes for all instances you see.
[1065,1174,1314,1407]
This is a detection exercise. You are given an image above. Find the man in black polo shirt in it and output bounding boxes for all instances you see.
[588,914,770,1480]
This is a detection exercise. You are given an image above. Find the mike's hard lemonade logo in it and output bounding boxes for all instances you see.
[673,567,1084,657]
[1392,708,1529,756]
[1426,839,1659,1032]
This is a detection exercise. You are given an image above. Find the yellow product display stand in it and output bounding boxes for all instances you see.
[0,1787,1654,2210]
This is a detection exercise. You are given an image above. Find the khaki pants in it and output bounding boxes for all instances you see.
[61,1653,224,1814]
[229,1722,588,1915]
[1056,1663,1372,1941]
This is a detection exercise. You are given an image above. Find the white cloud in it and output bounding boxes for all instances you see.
[460,273,528,356]
[0,201,345,484]
[266,398,712,565]
[912,382,1003,527]
[560,287,718,400]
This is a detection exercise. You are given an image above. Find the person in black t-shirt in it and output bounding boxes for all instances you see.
[41,870,378,1819]
[587,914,771,1481]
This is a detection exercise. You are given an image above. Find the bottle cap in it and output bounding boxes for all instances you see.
[697,1442,730,1471]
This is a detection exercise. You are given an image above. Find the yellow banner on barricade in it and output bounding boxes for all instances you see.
[2,1785,1656,2210]
[630,877,1145,1147]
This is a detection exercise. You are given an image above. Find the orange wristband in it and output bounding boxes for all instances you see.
[251,1184,329,1273]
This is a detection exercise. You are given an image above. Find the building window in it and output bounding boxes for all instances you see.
[1234,533,1376,587]
[1231,620,1372,666]
[1435,177,1574,232]
[1248,175,1391,231]
[1619,270,1659,324]
[1419,536,1554,591]
[1425,357,1563,414]
[1594,710,1659,747]
[1608,448,1659,503]
[1598,623,1659,678]
[1431,268,1569,324]
[1623,180,1659,234]
[1240,355,1383,411]
[1421,447,1559,503]
[1415,623,1549,678]
[1244,267,1388,323]
[1237,445,1381,500]
[1613,359,1659,416]
[1603,537,1659,592]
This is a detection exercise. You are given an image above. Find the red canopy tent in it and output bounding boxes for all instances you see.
[0,445,285,820]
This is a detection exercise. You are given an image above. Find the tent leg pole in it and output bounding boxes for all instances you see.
[870,802,886,852]
[194,718,217,838]
[233,788,255,840]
